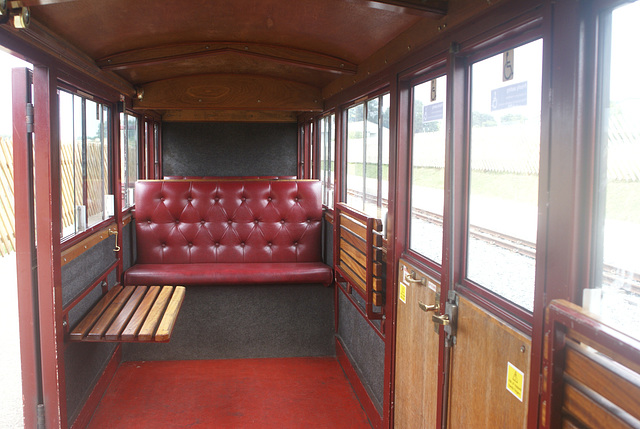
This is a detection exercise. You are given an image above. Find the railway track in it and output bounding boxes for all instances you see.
[346,189,640,294]
[411,206,640,295]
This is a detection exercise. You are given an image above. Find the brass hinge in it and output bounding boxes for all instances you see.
[26,102,34,134]
[37,403,45,429]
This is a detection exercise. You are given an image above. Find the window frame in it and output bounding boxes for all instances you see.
[318,112,336,210]
[453,29,546,333]
[120,110,140,211]
[58,84,115,246]
[342,89,390,227]
[405,68,449,272]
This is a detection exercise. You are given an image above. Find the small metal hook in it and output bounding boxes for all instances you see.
[109,229,121,252]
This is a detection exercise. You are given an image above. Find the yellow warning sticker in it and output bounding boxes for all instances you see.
[506,362,524,402]
[399,282,407,304]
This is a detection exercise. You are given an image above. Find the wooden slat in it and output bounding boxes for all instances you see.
[372,276,383,292]
[340,213,366,238]
[121,286,162,341]
[86,286,136,341]
[338,262,367,294]
[340,251,366,285]
[563,382,632,429]
[567,328,640,375]
[69,285,122,340]
[372,291,383,307]
[565,342,640,421]
[138,286,174,341]
[104,286,148,341]
[155,286,186,342]
[340,237,366,266]
[341,225,367,253]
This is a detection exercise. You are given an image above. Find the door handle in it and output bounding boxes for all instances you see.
[404,272,426,286]
[418,301,439,313]
[431,314,450,326]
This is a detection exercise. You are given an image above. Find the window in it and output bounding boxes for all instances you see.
[319,114,335,208]
[121,112,139,208]
[59,90,112,238]
[466,39,543,312]
[345,94,389,225]
[592,1,640,340]
[410,75,447,264]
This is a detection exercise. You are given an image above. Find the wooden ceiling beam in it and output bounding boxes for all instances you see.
[97,42,358,75]
[134,74,323,112]
[352,0,448,17]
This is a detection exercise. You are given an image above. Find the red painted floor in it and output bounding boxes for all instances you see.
[88,357,372,428]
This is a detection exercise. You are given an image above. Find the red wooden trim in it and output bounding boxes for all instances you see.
[381,76,399,429]
[33,64,67,428]
[335,338,382,429]
[12,66,39,429]
[70,346,121,429]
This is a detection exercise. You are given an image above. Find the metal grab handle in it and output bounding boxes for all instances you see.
[418,301,439,313]
[432,314,450,326]
[109,229,120,252]
[404,272,426,286]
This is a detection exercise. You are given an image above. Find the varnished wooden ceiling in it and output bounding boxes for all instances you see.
[23,0,448,117]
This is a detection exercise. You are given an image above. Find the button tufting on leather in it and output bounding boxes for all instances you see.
[188,243,193,247]
[254,219,259,224]
[228,220,233,224]
[201,220,206,225]
[281,220,285,224]
[240,242,245,247]
[215,242,220,247]
[267,242,272,247]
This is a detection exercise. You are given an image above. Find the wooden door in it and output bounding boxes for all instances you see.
[394,259,441,428]
[446,296,531,428]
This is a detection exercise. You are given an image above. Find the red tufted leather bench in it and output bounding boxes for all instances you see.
[123,180,333,287]
[163,175,297,180]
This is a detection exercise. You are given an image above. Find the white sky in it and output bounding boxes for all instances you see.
[0,50,31,138]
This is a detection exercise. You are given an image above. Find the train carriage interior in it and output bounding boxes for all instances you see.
[0,0,639,428]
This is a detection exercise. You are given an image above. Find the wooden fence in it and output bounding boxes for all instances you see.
[0,137,15,256]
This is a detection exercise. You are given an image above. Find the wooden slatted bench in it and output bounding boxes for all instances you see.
[70,285,186,342]
[541,299,640,429]
[334,202,384,321]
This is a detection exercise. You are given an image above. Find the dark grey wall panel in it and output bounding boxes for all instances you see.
[61,238,116,307]
[122,220,135,271]
[123,284,334,361]
[65,342,116,427]
[162,122,297,177]
[337,291,385,414]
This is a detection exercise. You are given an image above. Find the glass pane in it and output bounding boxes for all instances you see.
[467,39,543,312]
[86,99,104,227]
[346,103,365,211]
[126,114,138,207]
[59,90,76,237]
[73,95,84,232]
[595,1,640,340]
[410,75,447,264]
[365,98,379,217]
[380,93,390,226]
[320,115,335,208]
